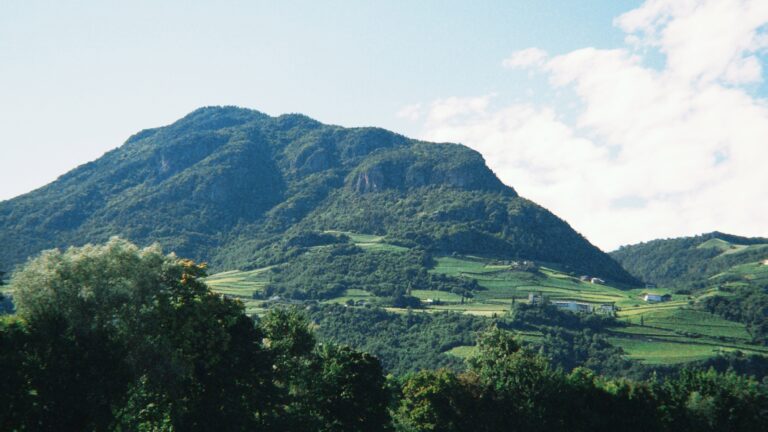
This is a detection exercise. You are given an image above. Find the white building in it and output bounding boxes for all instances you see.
[598,304,616,314]
[643,294,671,303]
[552,301,593,313]
[528,292,544,305]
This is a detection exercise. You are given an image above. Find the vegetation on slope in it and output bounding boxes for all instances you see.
[612,232,768,344]
[0,106,637,285]
[611,232,768,288]
[199,231,768,371]
[4,239,768,431]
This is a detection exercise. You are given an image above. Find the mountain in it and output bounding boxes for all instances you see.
[0,106,638,288]
[611,232,768,288]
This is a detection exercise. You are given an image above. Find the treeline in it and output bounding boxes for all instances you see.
[309,304,487,374]
[394,328,768,432]
[2,239,767,431]
[611,233,768,288]
[311,303,640,378]
[0,239,390,431]
[702,283,768,344]
[260,243,478,300]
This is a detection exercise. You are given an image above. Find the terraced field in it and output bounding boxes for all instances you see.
[410,289,465,303]
[325,288,375,304]
[431,256,628,304]
[607,338,728,365]
[204,268,272,315]
[200,231,768,366]
[323,230,408,252]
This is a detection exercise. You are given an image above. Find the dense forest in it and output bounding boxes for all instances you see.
[2,239,767,431]
[260,243,479,300]
[309,303,639,377]
[611,232,768,288]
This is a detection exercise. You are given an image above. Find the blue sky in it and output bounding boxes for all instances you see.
[2,0,767,249]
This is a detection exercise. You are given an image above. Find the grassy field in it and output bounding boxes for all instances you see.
[444,331,543,359]
[203,268,274,315]
[410,289,465,303]
[204,268,272,298]
[445,345,477,359]
[431,256,630,304]
[608,338,727,365]
[323,230,408,252]
[323,288,375,304]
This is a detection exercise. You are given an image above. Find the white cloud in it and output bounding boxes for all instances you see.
[426,94,495,124]
[502,47,549,69]
[399,0,768,250]
[396,103,423,121]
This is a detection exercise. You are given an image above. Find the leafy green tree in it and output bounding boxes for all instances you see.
[259,307,392,431]
[468,327,566,431]
[395,369,475,432]
[11,238,276,431]
[0,318,34,430]
[312,344,391,431]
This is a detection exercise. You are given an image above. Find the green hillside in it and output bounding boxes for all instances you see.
[611,231,768,287]
[203,230,768,369]
[4,106,766,373]
[0,106,637,287]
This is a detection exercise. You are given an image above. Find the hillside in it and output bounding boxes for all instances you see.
[0,106,637,287]
[612,233,768,345]
[204,231,768,372]
[611,232,768,288]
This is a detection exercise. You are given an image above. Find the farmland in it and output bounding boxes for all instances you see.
[201,231,767,366]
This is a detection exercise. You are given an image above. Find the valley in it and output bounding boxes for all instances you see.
[204,230,768,368]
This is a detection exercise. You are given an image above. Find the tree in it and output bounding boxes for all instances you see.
[11,238,276,431]
[259,307,392,431]
[0,318,34,430]
[313,344,390,432]
[395,369,475,432]
[468,326,566,431]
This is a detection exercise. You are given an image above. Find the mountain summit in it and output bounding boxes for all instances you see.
[0,106,637,285]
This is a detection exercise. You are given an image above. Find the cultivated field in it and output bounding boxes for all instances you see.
[202,231,768,366]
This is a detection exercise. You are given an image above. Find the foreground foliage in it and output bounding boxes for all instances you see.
[1,239,766,431]
[1,239,388,431]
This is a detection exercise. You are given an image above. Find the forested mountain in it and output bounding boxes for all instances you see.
[0,106,637,286]
[611,232,768,288]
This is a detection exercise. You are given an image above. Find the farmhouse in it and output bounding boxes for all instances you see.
[552,300,593,313]
[643,293,672,303]
[598,303,616,314]
[762,259,768,266]
[590,277,605,284]
[528,292,545,305]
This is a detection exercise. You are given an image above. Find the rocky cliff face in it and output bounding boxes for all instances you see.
[348,144,511,194]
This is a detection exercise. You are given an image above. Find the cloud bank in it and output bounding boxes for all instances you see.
[399,0,768,250]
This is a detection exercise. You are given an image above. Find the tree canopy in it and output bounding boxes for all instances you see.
[1,239,766,431]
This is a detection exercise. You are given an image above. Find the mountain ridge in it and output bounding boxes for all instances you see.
[0,106,638,286]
